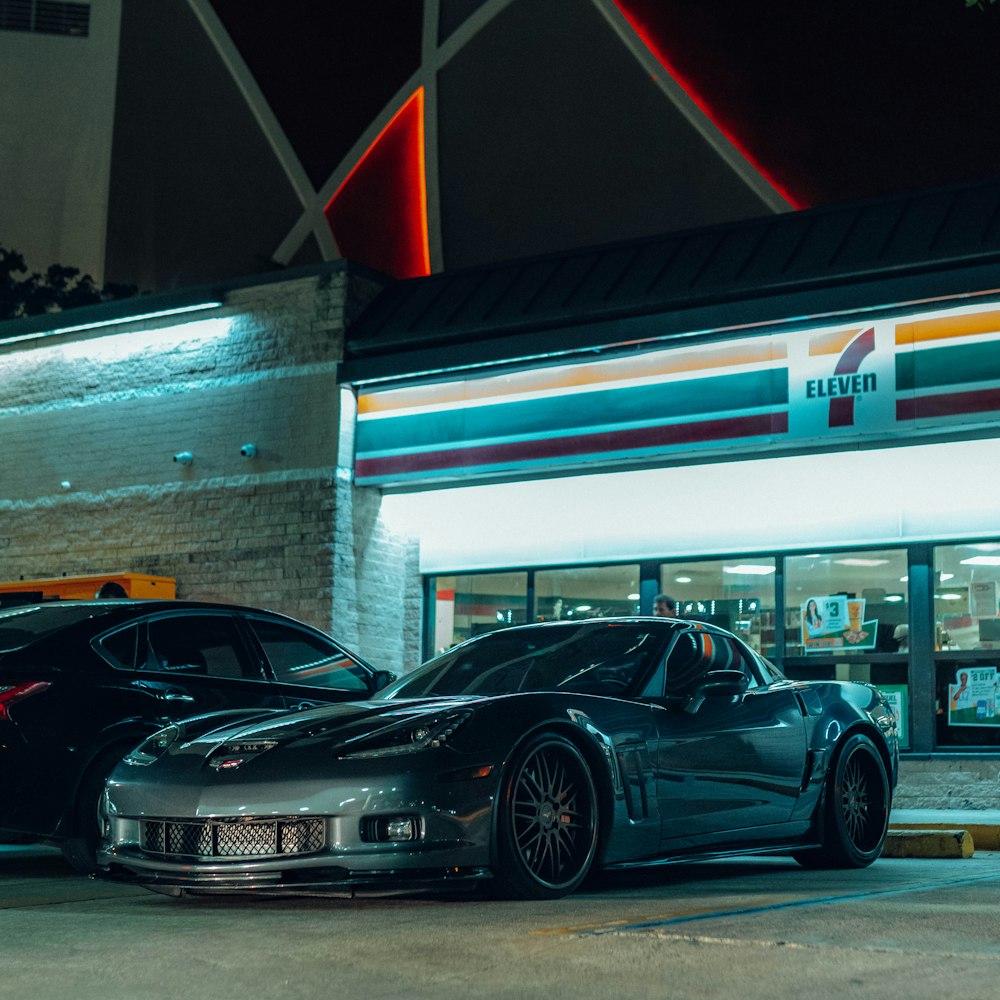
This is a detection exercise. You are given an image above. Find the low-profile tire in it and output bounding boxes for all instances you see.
[795,733,890,870]
[60,747,125,875]
[493,733,599,900]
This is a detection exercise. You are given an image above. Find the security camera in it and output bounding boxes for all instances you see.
[173,451,194,465]
[240,443,258,458]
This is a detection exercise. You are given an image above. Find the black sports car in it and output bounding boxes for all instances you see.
[0,600,393,871]
[97,618,898,900]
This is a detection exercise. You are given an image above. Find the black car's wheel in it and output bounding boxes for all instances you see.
[494,734,599,900]
[60,746,126,875]
[795,733,890,869]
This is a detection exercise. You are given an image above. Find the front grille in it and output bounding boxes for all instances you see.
[141,817,326,859]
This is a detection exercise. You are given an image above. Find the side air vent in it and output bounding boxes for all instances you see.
[616,744,652,822]
[0,1,90,38]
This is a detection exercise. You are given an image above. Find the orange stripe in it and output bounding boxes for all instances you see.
[808,328,864,357]
[896,309,1000,346]
[358,341,787,415]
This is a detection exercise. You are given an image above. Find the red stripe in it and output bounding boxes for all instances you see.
[897,387,1000,422]
[356,411,788,479]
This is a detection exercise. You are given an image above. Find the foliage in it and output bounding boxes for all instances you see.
[966,0,998,9]
[0,245,136,321]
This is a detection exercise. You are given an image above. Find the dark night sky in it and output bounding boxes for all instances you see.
[210,1,1000,219]
[609,0,1000,209]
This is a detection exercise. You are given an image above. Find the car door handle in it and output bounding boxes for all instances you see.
[290,700,322,711]
[156,691,196,703]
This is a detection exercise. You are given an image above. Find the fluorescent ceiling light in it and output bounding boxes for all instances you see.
[938,573,954,582]
[674,576,692,584]
[834,558,889,567]
[960,556,1000,566]
[939,593,964,600]
[723,564,775,576]
[885,595,904,602]
[627,593,640,601]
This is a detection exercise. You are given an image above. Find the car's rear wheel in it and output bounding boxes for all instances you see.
[494,734,598,899]
[795,732,890,869]
[60,746,126,875]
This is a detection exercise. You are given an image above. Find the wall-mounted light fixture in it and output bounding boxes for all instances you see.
[0,298,224,348]
[173,451,194,466]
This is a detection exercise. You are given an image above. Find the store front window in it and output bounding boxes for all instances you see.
[432,573,527,653]
[785,548,909,656]
[660,558,776,656]
[783,547,910,746]
[933,542,1000,748]
[534,565,640,622]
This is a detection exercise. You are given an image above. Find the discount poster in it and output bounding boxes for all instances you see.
[802,595,878,651]
[948,666,999,727]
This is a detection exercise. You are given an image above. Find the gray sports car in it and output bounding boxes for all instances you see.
[96,618,899,900]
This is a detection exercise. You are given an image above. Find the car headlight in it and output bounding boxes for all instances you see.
[336,710,471,760]
[125,723,184,766]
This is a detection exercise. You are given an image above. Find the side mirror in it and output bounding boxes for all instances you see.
[371,669,397,692]
[697,669,750,697]
[683,670,749,714]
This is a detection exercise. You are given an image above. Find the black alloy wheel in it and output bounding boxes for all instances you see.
[795,732,890,869]
[494,734,599,899]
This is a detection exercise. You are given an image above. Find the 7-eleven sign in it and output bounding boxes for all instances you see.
[789,323,896,440]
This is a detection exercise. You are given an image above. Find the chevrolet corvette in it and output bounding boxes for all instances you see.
[97,617,898,899]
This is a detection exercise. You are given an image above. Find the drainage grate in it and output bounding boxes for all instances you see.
[0,1,90,37]
[142,817,326,859]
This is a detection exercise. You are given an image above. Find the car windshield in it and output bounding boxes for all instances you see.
[381,622,669,699]
[0,604,115,651]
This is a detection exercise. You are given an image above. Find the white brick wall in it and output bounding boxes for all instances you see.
[0,268,421,675]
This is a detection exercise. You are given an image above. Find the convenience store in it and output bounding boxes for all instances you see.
[341,179,1000,759]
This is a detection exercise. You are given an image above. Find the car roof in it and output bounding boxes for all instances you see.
[0,599,282,617]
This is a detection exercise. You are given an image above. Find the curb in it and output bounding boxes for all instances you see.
[890,822,1000,851]
[883,828,975,859]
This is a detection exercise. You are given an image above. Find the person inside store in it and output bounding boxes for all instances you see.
[893,623,909,652]
[653,593,677,617]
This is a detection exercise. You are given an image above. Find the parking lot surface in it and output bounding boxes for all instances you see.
[2,843,998,1000]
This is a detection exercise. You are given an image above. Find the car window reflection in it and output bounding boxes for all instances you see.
[383,623,666,699]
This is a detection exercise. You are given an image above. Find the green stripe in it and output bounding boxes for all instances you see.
[897,341,1000,392]
[357,369,787,455]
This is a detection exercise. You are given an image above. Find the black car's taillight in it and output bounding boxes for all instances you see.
[0,682,51,722]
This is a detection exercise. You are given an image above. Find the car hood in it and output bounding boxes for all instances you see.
[170,696,482,755]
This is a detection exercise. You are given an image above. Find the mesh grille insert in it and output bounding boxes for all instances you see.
[141,817,326,859]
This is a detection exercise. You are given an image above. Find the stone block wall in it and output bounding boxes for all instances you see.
[894,756,1000,811]
[0,266,420,675]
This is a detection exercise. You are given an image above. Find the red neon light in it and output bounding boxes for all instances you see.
[612,1,804,210]
[325,88,430,279]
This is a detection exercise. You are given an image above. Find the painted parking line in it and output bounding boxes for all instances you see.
[567,869,1000,937]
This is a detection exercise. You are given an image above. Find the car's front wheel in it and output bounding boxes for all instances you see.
[60,746,127,875]
[493,734,599,900]
[795,732,890,869]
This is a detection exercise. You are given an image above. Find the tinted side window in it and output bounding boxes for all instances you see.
[98,624,141,669]
[146,615,262,680]
[664,629,758,696]
[248,619,371,692]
